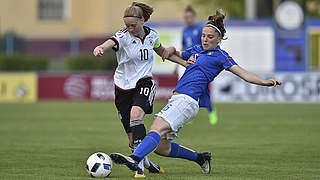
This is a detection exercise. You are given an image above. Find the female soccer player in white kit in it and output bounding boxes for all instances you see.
[93,2,187,178]
[109,10,282,176]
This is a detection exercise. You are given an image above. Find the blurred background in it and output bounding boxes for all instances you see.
[0,0,320,103]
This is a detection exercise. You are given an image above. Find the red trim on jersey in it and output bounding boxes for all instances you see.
[110,37,119,51]
[115,77,152,91]
[137,26,150,45]
[226,57,232,61]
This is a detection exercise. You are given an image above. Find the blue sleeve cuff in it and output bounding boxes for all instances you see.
[181,51,190,60]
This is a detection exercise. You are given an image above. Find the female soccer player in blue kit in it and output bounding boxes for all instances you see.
[109,10,282,175]
[179,5,218,125]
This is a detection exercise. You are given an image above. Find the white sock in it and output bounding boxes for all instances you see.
[136,159,145,175]
[143,156,151,168]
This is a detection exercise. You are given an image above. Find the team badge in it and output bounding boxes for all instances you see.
[149,39,153,45]
[116,32,124,38]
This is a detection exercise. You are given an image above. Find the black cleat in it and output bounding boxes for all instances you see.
[110,153,140,171]
[196,152,212,174]
[145,161,164,174]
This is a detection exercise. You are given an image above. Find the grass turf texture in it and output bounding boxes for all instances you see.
[0,101,319,180]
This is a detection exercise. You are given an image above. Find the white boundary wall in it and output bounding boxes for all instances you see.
[212,72,320,103]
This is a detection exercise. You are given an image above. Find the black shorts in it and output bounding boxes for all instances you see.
[114,77,156,133]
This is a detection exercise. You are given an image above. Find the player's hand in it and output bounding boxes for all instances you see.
[187,56,196,65]
[161,47,176,61]
[93,46,104,57]
[264,79,282,86]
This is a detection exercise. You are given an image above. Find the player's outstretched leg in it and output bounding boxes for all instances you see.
[111,131,212,174]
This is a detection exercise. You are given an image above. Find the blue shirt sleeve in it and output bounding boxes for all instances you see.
[181,46,194,60]
[218,50,237,70]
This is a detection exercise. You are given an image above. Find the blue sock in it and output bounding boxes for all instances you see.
[133,131,160,161]
[168,142,198,162]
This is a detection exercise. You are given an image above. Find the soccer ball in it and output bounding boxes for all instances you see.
[86,152,112,178]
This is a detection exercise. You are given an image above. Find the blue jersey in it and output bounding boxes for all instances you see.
[174,45,237,108]
[182,23,203,49]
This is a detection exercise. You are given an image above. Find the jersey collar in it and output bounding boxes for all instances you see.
[200,45,221,54]
[134,26,151,44]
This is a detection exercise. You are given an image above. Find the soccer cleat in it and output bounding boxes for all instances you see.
[110,153,140,171]
[134,168,146,178]
[144,160,164,174]
[135,158,145,178]
[196,152,212,174]
[209,111,218,125]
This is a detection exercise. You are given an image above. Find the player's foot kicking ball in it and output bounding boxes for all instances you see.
[110,153,140,171]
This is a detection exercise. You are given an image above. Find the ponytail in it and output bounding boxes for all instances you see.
[206,10,226,39]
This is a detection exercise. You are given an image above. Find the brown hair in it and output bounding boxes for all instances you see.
[206,10,226,39]
[123,2,154,22]
[185,5,196,16]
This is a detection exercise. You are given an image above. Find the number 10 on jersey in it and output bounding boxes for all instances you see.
[140,49,149,61]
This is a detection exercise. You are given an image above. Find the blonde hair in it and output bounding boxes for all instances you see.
[124,2,154,22]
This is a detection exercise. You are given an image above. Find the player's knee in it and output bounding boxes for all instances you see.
[130,106,145,121]
[149,117,171,136]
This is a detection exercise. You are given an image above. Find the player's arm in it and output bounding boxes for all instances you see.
[154,45,189,68]
[229,65,281,87]
[161,46,183,59]
[93,39,116,57]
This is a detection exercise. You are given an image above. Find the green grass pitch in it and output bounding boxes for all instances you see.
[0,101,320,180]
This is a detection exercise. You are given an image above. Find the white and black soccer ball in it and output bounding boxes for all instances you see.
[86,152,112,178]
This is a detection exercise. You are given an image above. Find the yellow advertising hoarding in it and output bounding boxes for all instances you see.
[0,73,37,102]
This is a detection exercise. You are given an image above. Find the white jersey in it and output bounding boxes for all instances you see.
[111,26,160,90]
